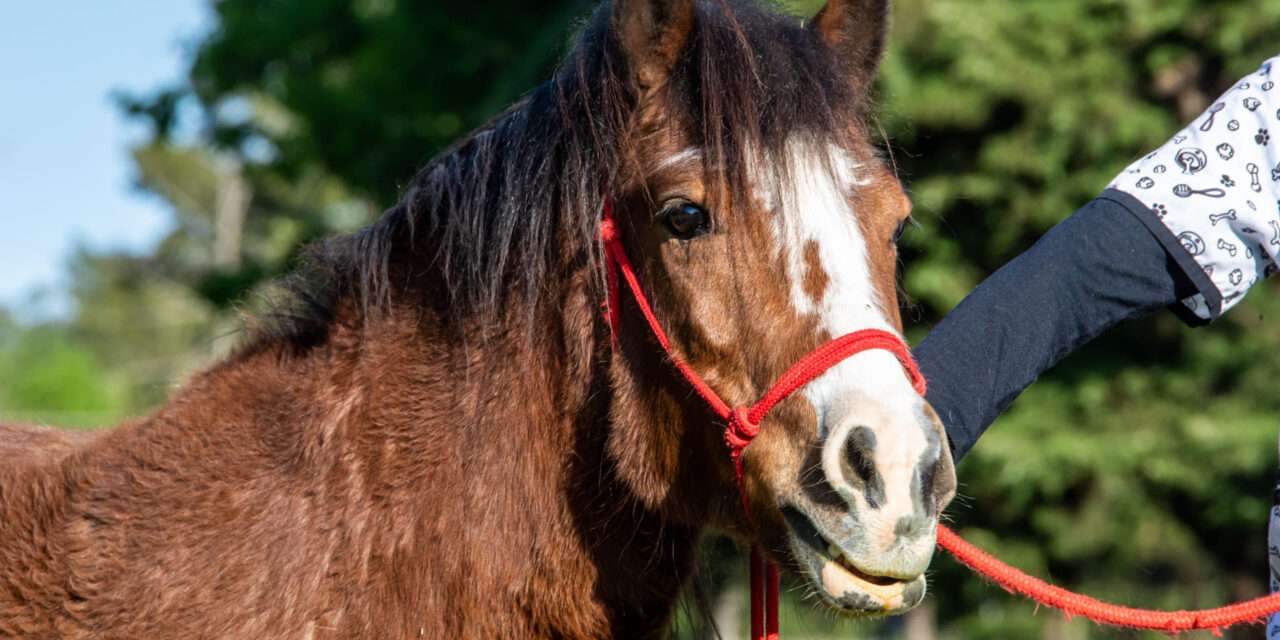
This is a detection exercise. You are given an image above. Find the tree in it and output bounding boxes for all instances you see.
[873,1,1280,637]
[188,0,590,205]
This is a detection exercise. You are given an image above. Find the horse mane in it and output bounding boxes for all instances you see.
[247,0,864,355]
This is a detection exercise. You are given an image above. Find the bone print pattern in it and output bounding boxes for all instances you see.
[1112,55,1280,321]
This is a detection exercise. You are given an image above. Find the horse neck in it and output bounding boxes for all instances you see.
[203,271,702,635]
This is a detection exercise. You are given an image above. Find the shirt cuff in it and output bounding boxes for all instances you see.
[1097,188,1223,326]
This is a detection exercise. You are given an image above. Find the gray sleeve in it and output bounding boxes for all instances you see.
[918,195,1200,460]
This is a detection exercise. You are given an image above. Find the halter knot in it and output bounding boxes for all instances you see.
[724,406,760,452]
[725,405,760,519]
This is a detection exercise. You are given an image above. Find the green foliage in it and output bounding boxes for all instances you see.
[867,1,1280,637]
[0,312,128,429]
[8,0,1280,637]
[189,0,590,204]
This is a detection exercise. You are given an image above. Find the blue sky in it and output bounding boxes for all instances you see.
[0,2,210,316]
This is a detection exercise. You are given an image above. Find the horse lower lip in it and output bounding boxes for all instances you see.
[819,555,918,609]
[782,504,924,610]
[782,504,918,584]
[829,546,901,586]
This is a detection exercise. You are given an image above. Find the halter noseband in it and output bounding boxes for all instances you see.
[600,197,926,639]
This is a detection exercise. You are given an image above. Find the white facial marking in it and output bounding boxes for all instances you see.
[762,139,930,542]
[656,147,702,171]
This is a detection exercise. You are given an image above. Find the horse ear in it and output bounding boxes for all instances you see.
[810,0,890,87]
[612,0,695,92]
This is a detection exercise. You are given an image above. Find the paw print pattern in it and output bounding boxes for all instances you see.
[1108,54,1280,322]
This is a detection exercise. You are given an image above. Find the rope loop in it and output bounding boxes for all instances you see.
[725,406,759,451]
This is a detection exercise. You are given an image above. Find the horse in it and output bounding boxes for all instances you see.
[0,0,955,637]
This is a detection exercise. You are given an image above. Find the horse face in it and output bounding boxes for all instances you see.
[609,0,955,617]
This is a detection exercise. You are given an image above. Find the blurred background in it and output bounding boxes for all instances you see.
[4,1,1280,638]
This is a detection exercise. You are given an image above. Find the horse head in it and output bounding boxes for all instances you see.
[602,0,956,616]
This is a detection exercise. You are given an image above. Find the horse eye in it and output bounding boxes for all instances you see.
[660,202,710,240]
[892,219,909,244]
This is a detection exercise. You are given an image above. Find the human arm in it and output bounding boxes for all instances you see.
[915,193,1200,460]
[918,56,1280,461]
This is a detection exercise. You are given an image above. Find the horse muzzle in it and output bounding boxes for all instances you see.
[777,392,955,616]
[780,501,931,615]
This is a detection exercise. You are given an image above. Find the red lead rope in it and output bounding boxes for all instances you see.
[936,526,1280,636]
[600,199,1280,637]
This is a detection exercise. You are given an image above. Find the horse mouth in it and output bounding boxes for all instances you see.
[780,506,927,617]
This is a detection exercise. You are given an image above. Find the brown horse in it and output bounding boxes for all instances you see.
[0,0,955,637]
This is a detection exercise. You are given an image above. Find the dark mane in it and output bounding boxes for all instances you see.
[252,0,864,351]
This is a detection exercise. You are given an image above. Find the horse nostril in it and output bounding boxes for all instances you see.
[841,426,876,483]
[839,426,884,509]
[919,453,939,514]
[918,443,957,516]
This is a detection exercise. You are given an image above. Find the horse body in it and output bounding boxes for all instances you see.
[0,0,956,637]
[0,292,704,638]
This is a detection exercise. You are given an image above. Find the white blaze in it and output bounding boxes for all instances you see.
[763,139,929,527]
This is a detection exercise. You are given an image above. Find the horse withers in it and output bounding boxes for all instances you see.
[0,0,954,637]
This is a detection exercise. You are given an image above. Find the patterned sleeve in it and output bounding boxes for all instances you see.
[1109,56,1280,322]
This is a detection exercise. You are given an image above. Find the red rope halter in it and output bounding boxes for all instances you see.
[601,199,924,639]
[600,198,1280,637]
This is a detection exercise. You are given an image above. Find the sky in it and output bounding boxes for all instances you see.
[0,2,210,317]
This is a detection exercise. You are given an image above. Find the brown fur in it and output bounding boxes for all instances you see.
[0,1,921,638]
[0,297,696,638]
